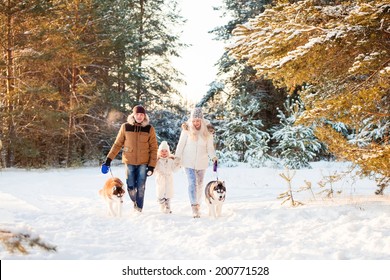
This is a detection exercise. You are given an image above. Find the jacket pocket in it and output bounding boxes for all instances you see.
[139,149,149,163]
[123,146,133,153]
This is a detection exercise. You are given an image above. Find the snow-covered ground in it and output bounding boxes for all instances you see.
[1,160,389,261]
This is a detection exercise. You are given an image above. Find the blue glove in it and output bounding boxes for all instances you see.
[101,158,112,174]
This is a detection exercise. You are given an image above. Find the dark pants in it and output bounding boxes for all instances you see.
[125,164,147,210]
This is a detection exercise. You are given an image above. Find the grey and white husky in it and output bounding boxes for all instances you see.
[205,180,226,218]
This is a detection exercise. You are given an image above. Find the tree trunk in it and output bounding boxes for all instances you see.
[136,0,145,103]
[5,2,16,167]
[66,63,78,167]
[65,1,80,167]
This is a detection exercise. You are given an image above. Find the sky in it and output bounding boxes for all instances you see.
[172,0,228,104]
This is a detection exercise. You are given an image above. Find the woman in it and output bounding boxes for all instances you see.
[175,107,217,218]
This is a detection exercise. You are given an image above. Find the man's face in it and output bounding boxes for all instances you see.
[134,113,145,123]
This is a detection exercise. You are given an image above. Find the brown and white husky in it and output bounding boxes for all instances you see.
[99,177,125,217]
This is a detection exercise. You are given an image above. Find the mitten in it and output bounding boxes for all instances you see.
[101,158,112,174]
[146,166,155,176]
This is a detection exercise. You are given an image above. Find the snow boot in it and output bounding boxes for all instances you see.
[158,198,166,213]
[164,198,172,214]
[133,202,142,213]
[191,204,200,218]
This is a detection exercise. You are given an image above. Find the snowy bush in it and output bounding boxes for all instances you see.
[150,109,185,149]
[220,118,270,164]
[272,101,323,169]
[216,150,239,167]
[244,141,271,168]
[0,229,56,255]
[348,117,389,147]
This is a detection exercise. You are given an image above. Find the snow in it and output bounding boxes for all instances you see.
[1,161,389,261]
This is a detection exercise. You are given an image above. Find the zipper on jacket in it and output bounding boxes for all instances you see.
[194,139,199,170]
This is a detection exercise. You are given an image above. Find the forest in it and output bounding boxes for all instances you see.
[0,0,389,190]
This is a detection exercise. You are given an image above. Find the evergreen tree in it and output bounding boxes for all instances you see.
[209,0,286,125]
[0,0,186,167]
[202,0,288,166]
[0,0,56,167]
[150,105,187,150]
[229,0,390,186]
[217,91,271,166]
[94,0,184,110]
[272,100,324,169]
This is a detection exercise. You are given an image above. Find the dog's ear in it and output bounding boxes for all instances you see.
[114,178,123,186]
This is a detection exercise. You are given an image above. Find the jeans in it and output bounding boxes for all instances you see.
[185,168,205,205]
[125,164,147,209]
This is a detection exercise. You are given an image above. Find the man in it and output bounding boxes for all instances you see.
[101,105,158,212]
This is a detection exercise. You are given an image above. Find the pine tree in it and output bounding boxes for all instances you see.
[0,0,186,167]
[94,0,184,110]
[229,0,389,187]
[272,100,324,169]
[217,91,271,166]
[198,0,288,166]
[150,105,187,149]
[0,0,58,167]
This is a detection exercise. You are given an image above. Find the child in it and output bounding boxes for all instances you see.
[155,141,180,213]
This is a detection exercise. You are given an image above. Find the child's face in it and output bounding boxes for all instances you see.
[160,149,169,158]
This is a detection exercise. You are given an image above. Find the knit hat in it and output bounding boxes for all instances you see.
[133,105,146,114]
[190,107,203,119]
[158,141,170,153]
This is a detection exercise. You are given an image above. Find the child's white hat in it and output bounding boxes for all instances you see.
[158,141,170,153]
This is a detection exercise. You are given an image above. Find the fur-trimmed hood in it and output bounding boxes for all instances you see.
[175,119,217,170]
[127,113,150,127]
[107,112,158,167]
[181,119,215,134]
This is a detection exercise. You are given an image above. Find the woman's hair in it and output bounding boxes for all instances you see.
[187,118,211,141]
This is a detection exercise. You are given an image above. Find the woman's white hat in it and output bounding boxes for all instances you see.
[190,107,203,119]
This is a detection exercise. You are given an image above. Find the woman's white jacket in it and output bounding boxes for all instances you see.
[175,123,216,170]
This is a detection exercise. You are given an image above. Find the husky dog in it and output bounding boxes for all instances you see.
[99,177,125,217]
[205,180,226,218]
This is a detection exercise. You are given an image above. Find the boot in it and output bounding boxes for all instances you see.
[134,202,142,213]
[164,198,172,214]
[158,198,166,213]
[191,204,200,218]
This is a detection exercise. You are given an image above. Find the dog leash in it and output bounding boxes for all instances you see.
[109,168,114,178]
[213,160,219,181]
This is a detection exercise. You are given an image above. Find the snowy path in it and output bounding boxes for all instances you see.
[1,163,389,260]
